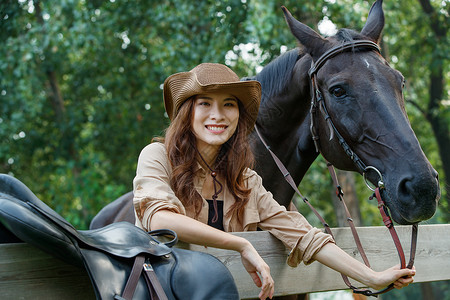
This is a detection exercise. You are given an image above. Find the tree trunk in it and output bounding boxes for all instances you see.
[35,0,66,122]
[35,0,80,165]
[332,170,362,227]
[420,282,435,300]
[418,0,450,215]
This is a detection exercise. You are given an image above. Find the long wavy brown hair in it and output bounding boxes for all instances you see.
[161,96,255,222]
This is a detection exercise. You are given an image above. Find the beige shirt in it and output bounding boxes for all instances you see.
[133,142,334,267]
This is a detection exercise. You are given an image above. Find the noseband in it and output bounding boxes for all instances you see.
[256,40,418,297]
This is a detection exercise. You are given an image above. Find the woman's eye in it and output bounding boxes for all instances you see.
[330,86,347,98]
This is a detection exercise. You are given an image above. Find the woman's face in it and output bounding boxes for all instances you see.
[192,93,240,154]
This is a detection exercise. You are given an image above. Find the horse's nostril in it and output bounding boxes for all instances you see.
[405,180,415,194]
[398,177,413,198]
[395,171,439,223]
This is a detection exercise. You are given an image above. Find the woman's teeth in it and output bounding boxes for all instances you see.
[207,126,226,131]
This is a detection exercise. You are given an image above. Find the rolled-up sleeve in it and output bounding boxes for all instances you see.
[247,171,334,267]
[133,142,185,231]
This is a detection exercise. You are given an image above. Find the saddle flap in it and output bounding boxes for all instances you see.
[78,222,172,258]
[26,199,172,258]
[80,248,158,300]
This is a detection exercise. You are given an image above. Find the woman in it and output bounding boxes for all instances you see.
[133,63,415,300]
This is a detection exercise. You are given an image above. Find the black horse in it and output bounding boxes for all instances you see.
[90,0,440,229]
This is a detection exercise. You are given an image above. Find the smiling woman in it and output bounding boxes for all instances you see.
[131,62,416,299]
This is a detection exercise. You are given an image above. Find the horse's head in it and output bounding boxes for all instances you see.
[282,0,440,224]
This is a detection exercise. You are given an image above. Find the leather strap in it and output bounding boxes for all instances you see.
[308,40,380,173]
[308,40,380,77]
[117,254,168,300]
[373,188,418,270]
[119,254,146,300]
[327,162,370,267]
[143,261,169,300]
[255,126,418,297]
[148,228,178,248]
[254,126,331,231]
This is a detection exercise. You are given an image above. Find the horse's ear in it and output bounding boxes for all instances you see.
[360,0,385,43]
[281,6,329,60]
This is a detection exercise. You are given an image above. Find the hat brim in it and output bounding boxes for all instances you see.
[163,71,261,133]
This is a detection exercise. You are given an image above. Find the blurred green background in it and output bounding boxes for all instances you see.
[1,0,449,299]
[1,0,448,229]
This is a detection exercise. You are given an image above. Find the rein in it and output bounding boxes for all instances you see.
[254,40,418,297]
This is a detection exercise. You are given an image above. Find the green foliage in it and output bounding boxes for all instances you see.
[1,0,448,231]
[1,0,251,229]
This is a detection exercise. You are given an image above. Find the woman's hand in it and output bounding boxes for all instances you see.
[239,241,275,300]
[369,265,416,290]
[313,243,416,292]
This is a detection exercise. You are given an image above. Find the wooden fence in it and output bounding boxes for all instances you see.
[0,224,449,299]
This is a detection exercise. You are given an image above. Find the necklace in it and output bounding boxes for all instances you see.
[196,149,223,223]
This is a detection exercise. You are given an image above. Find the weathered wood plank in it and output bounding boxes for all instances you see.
[181,224,450,298]
[0,224,448,299]
[0,243,96,299]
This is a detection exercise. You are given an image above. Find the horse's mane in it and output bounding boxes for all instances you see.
[240,29,364,103]
[242,49,301,103]
[333,28,365,43]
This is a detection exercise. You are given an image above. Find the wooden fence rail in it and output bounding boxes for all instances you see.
[0,224,449,299]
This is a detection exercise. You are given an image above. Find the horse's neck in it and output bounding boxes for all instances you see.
[252,56,319,206]
[252,115,319,207]
[257,53,314,143]
[257,55,311,133]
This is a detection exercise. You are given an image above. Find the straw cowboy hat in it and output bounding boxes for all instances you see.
[163,63,261,132]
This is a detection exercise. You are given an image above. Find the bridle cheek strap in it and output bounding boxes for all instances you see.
[309,40,381,174]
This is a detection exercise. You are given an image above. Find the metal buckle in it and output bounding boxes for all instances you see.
[143,263,153,272]
[363,166,384,191]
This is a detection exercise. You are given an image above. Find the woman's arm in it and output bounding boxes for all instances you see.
[312,243,415,290]
[151,210,275,300]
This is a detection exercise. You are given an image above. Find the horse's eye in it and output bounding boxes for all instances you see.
[330,86,347,98]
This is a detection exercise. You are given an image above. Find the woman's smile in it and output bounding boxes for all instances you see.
[205,124,228,134]
[192,93,240,155]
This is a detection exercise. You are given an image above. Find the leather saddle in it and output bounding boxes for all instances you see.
[0,174,239,300]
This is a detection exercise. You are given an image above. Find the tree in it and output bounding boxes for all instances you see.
[1,0,447,227]
[415,0,449,218]
[1,0,252,228]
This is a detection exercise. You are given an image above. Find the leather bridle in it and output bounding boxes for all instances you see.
[309,40,380,173]
[255,40,418,297]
